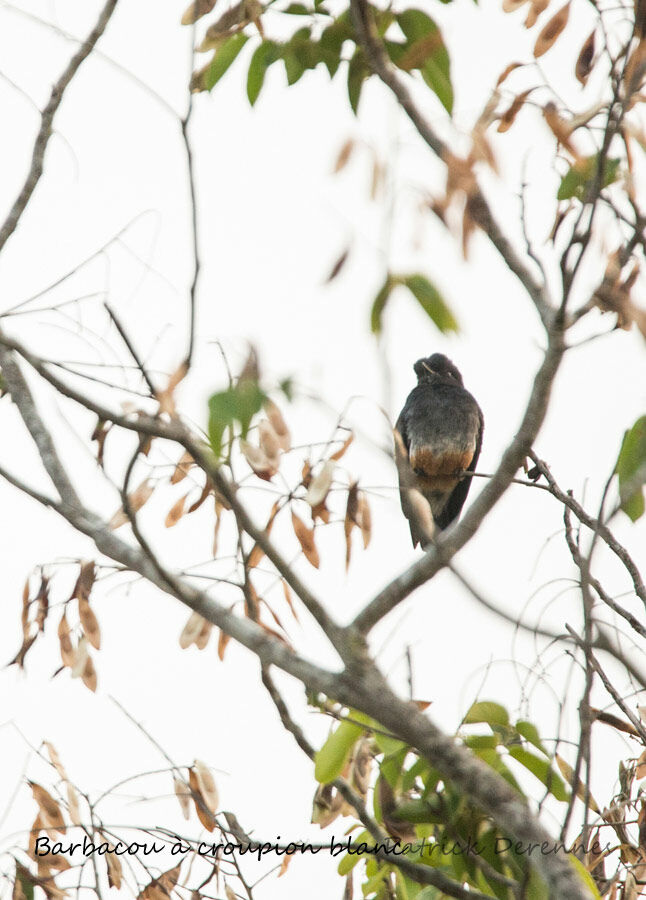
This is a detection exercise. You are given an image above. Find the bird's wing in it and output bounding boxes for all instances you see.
[433,404,484,530]
[394,417,434,548]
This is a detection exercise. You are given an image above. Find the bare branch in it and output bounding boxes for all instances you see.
[0,342,81,508]
[0,0,120,254]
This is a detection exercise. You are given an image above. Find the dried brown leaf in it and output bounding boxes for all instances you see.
[217,628,231,660]
[181,0,216,25]
[78,598,101,651]
[291,512,320,568]
[497,89,534,132]
[576,30,596,86]
[542,102,580,159]
[330,432,354,461]
[240,440,279,481]
[105,850,123,890]
[188,479,213,513]
[193,760,219,814]
[174,777,192,820]
[625,39,646,97]
[556,754,600,812]
[81,653,97,693]
[195,618,213,650]
[165,493,188,528]
[591,707,639,737]
[305,460,335,508]
[70,636,89,678]
[264,399,291,451]
[91,418,110,468]
[43,743,67,780]
[109,479,154,529]
[156,361,188,416]
[72,562,96,604]
[21,577,30,636]
[370,157,385,200]
[495,61,523,87]
[325,247,350,283]
[502,0,528,10]
[533,2,570,57]
[30,783,65,833]
[66,784,81,827]
[188,768,216,831]
[58,613,75,668]
[248,501,280,568]
[258,419,281,460]
[171,450,195,485]
[9,634,37,668]
[310,499,331,524]
[280,579,299,622]
[359,493,372,548]
[198,0,263,51]
[333,138,355,173]
[179,611,206,649]
[525,0,549,28]
[139,863,182,900]
[312,782,344,827]
[35,578,49,633]
[278,854,293,877]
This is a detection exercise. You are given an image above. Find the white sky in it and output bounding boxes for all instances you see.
[1,0,646,897]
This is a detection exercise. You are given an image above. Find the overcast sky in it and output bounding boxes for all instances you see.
[1,0,645,897]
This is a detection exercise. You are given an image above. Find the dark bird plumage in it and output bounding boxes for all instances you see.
[394,353,484,547]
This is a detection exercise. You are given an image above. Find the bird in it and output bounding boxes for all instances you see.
[394,353,484,548]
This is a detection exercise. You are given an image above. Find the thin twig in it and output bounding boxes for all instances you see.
[0,0,120,254]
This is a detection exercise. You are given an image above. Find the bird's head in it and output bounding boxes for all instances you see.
[414,353,463,385]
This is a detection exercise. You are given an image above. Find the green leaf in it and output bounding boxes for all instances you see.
[347,50,367,114]
[524,866,550,900]
[206,33,250,90]
[207,379,265,457]
[380,746,409,790]
[373,731,407,757]
[284,49,307,85]
[208,387,239,457]
[247,40,280,104]
[397,8,435,41]
[14,865,35,900]
[401,757,429,792]
[568,854,603,900]
[396,10,453,114]
[283,2,311,12]
[515,720,549,756]
[507,747,569,802]
[464,701,509,728]
[615,415,646,522]
[337,830,370,875]
[391,797,444,824]
[464,734,499,750]
[314,718,364,783]
[370,276,395,335]
[402,275,458,333]
[557,154,620,201]
[415,889,442,900]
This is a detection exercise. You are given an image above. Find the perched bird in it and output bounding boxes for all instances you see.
[394,353,484,547]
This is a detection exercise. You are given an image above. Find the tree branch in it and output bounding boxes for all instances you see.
[0,0,120,254]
